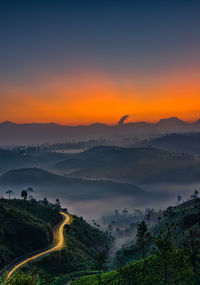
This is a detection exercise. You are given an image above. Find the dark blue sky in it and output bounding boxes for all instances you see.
[0,0,200,82]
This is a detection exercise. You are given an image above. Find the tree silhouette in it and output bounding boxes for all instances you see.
[55,198,61,209]
[21,190,28,200]
[194,189,199,199]
[27,187,34,199]
[136,221,151,260]
[95,251,107,284]
[177,195,182,203]
[136,221,151,281]
[5,190,14,200]
[152,223,178,284]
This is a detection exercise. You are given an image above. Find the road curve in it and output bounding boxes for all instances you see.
[7,211,72,280]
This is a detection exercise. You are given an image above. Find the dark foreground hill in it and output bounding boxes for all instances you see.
[0,199,109,281]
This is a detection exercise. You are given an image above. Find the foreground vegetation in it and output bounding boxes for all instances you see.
[72,197,200,284]
[0,198,110,284]
[1,195,200,284]
[0,198,61,269]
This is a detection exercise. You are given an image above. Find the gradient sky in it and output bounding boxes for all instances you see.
[0,0,200,125]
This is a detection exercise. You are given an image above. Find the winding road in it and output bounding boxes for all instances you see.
[6,211,72,280]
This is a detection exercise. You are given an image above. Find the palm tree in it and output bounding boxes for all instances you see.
[5,190,14,200]
[27,187,34,199]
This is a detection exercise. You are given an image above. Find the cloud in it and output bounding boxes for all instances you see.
[118,114,129,125]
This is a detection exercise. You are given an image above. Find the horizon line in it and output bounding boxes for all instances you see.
[1,116,200,127]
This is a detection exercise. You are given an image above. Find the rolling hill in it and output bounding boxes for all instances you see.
[139,132,200,154]
[53,146,200,184]
[0,149,69,174]
[0,168,149,201]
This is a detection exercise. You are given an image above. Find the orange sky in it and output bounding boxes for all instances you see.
[1,66,200,125]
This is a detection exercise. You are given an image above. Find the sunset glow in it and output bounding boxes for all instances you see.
[0,1,200,125]
[1,65,200,124]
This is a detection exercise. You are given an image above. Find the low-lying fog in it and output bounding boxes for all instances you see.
[1,182,199,220]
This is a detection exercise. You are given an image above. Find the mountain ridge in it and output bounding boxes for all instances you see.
[0,117,200,145]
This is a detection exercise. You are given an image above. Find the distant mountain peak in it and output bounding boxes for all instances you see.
[1,121,16,126]
[158,117,186,125]
[159,116,183,122]
[89,122,109,127]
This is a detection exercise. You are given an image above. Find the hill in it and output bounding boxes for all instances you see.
[0,149,35,173]
[0,198,109,279]
[0,148,70,174]
[114,197,200,265]
[0,198,61,269]
[140,132,200,154]
[71,252,194,285]
[54,146,200,184]
[72,198,200,285]
[0,167,149,202]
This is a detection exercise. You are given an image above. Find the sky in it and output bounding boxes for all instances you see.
[0,0,200,125]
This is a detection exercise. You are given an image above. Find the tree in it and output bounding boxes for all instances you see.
[177,195,182,203]
[136,221,151,260]
[106,224,113,239]
[136,221,151,282]
[152,223,178,284]
[95,251,107,285]
[43,197,49,206]
[21,190,28,200]
[55,198,61,209]
[194,190,199,199]
[5,190,14,200]
[183,230,200,284]
[27,187,34,199]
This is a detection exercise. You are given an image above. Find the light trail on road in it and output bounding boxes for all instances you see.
[7,211,72,280]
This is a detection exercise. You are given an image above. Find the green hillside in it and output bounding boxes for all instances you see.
[0,198,109,283]
[71,252,194,285]
[114,198,200,265]
[0,198,60,269]
[72,198,200,285]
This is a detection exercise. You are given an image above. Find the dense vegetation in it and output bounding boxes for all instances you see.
[114,196,200,265]
[0,198,61,269]
[72,197,200,284]
[0,198,110,284]
[37,215,110,275]
[1,187,200,284]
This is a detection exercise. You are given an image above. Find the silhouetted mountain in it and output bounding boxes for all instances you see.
[156,117,187,131]
[0,117,199,145]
